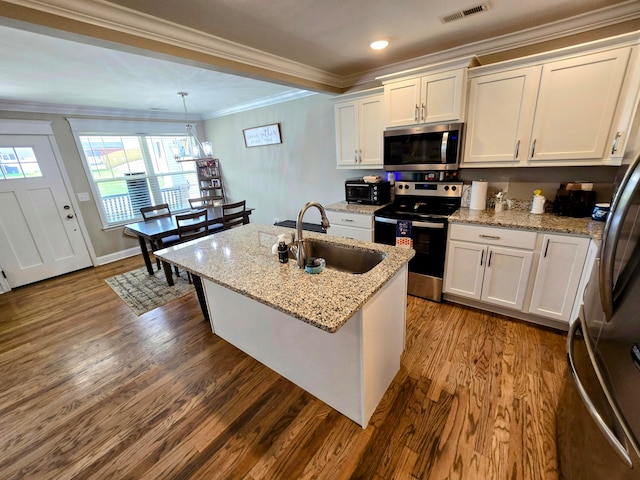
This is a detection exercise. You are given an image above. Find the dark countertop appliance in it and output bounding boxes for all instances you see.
[374,181,462,301]
[553,182,597,217]
[557,153,640,479]
[345,178,391,205]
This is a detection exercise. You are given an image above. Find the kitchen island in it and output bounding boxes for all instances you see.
[156,224,415,427]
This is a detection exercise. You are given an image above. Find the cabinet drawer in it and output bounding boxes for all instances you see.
[326,210,373,229]
[449,223,537,250]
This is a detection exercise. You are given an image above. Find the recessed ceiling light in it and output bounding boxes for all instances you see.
[370,40,389,50]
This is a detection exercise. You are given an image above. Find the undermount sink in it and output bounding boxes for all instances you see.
[294,239,386,274]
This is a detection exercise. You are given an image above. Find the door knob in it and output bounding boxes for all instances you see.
[67,214,74,219]
[64,205,71,209]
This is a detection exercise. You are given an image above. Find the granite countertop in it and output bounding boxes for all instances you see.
[156,224,415,333]
[325,201,388,215]
[450,207,605,242]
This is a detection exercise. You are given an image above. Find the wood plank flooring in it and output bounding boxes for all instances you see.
[0,256,568,479]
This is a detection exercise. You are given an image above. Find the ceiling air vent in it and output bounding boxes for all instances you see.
[440,3,489,23]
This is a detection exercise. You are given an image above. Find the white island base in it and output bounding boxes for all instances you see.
[203,265,408,428]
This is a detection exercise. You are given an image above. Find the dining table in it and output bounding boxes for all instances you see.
[124,206,253,285]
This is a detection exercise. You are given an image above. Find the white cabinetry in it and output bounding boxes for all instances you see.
[464,44,637,167]
[326,210,374,242]
[444,224,536,310]
[383,69,466,128]
[528,234,590,323]
[334,91,384,169]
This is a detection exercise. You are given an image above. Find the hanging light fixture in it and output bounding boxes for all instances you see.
[173,92,212,161]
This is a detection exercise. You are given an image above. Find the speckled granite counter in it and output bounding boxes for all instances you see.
[156,224,415,333]
[450,208,605,242]
[325,201,387,215]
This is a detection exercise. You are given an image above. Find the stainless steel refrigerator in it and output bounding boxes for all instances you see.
[558,153,640,479]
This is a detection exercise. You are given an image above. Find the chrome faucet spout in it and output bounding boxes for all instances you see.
[296,201,330,268]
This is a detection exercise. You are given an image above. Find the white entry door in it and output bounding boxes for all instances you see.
[0,134,92,288]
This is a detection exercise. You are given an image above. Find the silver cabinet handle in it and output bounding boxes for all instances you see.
[514,140,520,159]
[611,131,622,155]
[530,139,537,158]
[414,105,419,122]
[487,250,493,267]
[543,238,550,258]
[480,249,484,266]
[566,319,633,467]
[479,234,500,240]
[358,149,362,163]
[342,218,354,222]
[421,103,425,121]
[354,149,358,162]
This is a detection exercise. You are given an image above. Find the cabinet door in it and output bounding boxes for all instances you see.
[528,234,589,322]
[334,100,359,167]
[529,47,631,162]
[384,78,421,128]
[481,246,533,310]
[443,240,486,299]
[463,66,541,164]
[421,69,465,124]
[358,94,384,167]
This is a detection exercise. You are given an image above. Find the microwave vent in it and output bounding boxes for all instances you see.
[440,4,489,23]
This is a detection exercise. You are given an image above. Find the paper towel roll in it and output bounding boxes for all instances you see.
[469,181,488,210]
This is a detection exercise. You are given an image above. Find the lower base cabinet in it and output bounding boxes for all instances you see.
[326,210,373,242]
[528,234,590,322]
[444,223,591,328]
[444,225,535,310]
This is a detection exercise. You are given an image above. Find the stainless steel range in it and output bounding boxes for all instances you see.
[374,181,463,301]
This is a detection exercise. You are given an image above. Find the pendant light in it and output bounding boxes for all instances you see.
[173,92,212,161]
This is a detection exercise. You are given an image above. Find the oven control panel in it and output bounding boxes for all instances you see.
[394,181,463,198]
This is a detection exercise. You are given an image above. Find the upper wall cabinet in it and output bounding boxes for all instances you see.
[463,42,640,167]
[334,90,385,169]
[378,57,475,129]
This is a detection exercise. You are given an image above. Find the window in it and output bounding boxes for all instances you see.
[68,118,204,228]
[0,146,43,179]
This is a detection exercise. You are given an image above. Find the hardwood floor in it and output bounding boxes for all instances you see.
[0,256,568,479]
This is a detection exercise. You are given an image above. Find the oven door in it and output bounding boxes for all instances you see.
[374,216,448,300]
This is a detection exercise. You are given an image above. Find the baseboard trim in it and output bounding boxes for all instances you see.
[96,247,141,266]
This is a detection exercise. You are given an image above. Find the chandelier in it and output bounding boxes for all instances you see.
[173,92,213,161]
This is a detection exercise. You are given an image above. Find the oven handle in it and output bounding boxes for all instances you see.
[374,217,445,229]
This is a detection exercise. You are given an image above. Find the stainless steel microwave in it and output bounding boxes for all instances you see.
[383,122,463,171]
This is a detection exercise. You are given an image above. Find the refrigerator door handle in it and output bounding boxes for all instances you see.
[567,319,633,467]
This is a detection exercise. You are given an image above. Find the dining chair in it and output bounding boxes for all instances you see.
[187,197,224,233]
[176,209,210,242]
[174,209,210,283]
[222,200,249,230]
[139,204,180,270]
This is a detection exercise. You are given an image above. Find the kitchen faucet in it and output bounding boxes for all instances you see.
[295,201,331,268]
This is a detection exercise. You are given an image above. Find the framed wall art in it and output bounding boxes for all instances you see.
[243,123,282,147]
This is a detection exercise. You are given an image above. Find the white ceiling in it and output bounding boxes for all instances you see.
[1,0,639,119]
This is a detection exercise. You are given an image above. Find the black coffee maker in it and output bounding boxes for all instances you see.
[553,183,596,217]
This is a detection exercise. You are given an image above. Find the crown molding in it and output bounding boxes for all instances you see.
[0,99,192,120]
[205,91,317,118]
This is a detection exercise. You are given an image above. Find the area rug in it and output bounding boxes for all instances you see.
[105,266,195,315]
